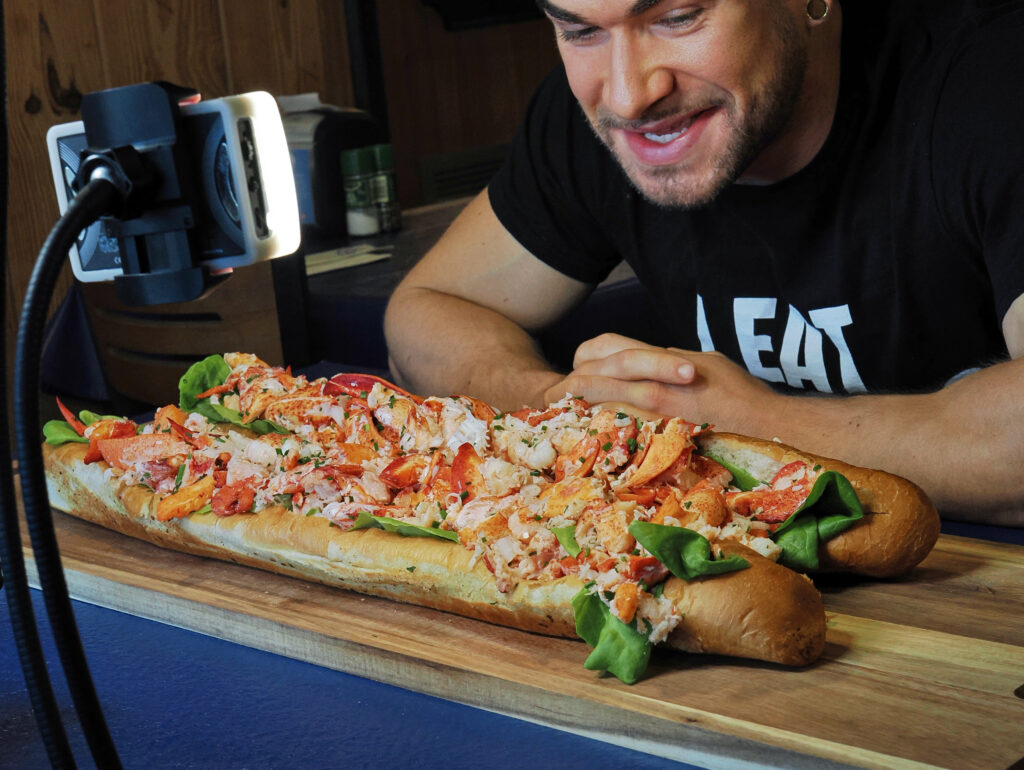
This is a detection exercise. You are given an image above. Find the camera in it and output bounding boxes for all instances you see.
[46,90,300,284]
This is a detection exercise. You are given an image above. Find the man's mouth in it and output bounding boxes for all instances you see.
[634,109,708,141]
[616,108,717,167]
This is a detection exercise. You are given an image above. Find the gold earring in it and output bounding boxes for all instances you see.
[806,0,829,21]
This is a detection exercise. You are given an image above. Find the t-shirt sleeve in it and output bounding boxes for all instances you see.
[931,10,1024,322]
[488,67,623,285]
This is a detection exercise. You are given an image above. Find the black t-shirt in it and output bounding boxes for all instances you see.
[489,0,1024,394]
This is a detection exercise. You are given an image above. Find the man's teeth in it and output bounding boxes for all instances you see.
[644,128,686,143]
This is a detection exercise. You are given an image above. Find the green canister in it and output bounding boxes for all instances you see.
[368,143,401,232]
[340,147,380,236]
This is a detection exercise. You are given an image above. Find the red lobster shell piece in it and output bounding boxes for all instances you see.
[325,373,424,404]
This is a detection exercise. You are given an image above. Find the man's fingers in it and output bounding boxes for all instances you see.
[573,333,660,366]
[572,346,696,385]
[552,373,693,416]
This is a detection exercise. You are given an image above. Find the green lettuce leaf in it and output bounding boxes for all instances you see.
[771,470,865,571]
[79,410,124,426]
[700,451,766,491]
[348,511,459,543]
[43,420,89,445]
[629,521,749,581]
[178,354,286,435]
[551,524,581,557]
[571,587,651,685]
[43,406,131,446]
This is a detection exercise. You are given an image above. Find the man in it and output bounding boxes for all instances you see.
[384,0,1024,525]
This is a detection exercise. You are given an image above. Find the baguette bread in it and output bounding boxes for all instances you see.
[695,432,940,578]
[44,440,826,667]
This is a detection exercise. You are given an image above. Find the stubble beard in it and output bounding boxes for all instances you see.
[587,16,809,209]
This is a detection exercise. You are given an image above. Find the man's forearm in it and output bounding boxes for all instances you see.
[767,360,1024,524]
[384,286,564,410]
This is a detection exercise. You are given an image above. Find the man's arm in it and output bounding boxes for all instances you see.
[384,190,590,409]
[547,292,1024,524]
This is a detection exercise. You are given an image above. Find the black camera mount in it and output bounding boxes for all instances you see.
[76,81,226,306]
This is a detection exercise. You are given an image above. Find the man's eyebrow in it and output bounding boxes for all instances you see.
[536,0,587,25]
[628,0,668,17]
[536,0,668,24]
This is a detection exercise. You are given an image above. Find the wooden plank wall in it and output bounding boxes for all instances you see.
[376,1,561,206]
[3,0,353,412]
[3,0,560,426]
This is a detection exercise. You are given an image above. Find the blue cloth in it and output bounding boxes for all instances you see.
[1,590,688,769]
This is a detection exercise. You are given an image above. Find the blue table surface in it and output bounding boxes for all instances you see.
[3,521,1019,769]
[1,588,693,770]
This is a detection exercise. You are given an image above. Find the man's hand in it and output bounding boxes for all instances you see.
[542,333,783,435]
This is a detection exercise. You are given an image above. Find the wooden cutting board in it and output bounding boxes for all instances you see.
[22,510,1024,769]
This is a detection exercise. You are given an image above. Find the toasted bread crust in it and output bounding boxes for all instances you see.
[45,441,827,666]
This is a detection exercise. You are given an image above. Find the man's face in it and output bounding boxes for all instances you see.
[541,0,809,208]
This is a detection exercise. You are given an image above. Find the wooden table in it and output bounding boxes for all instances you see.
[21,509,1024,770]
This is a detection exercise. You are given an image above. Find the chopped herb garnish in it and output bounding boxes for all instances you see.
[601,442,612,452]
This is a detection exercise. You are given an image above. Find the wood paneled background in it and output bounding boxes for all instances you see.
[3,0,559,420]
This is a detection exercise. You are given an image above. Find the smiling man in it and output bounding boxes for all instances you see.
[552,0,821,207]
[384,0,1024,524]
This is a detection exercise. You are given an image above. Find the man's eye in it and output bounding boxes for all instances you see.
[557,25,601,43]
[659,9,703,30]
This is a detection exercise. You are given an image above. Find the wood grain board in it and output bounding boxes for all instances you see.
[22,510,1024,769]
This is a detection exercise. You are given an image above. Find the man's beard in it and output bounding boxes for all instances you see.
[587,16,808,209]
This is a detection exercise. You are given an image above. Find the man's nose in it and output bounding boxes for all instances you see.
[604,33,674,120]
